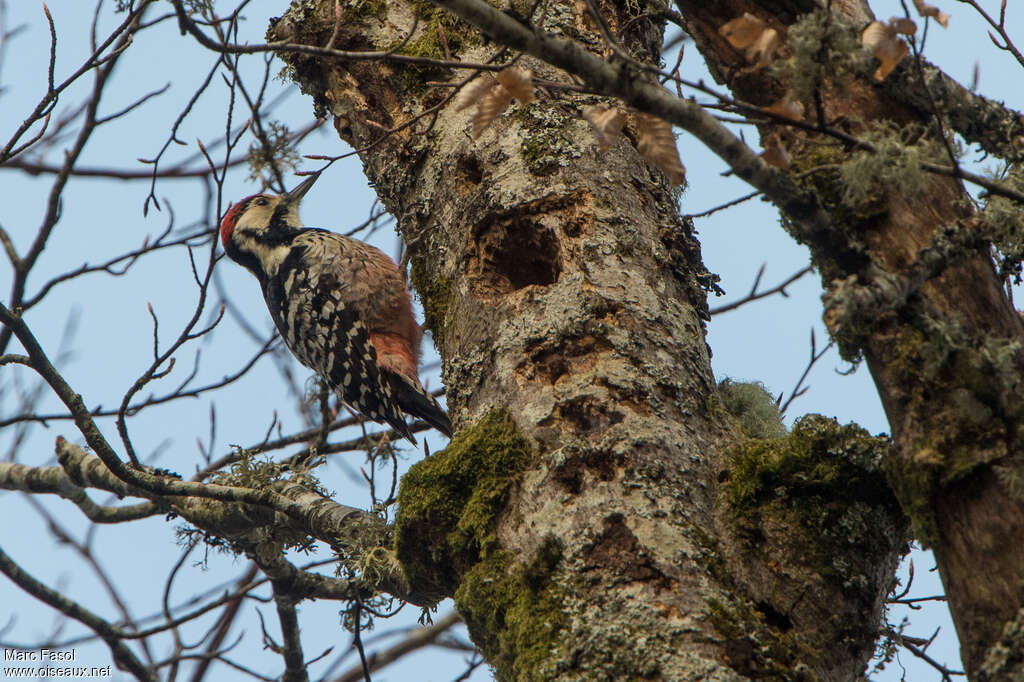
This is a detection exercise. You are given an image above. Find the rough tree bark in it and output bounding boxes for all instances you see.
[265,0,921,679]
[672,2,1024,678]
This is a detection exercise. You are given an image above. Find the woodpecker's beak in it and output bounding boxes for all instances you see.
[285,173,319,204]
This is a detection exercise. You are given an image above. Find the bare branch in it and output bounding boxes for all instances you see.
[332,612,462,682]
[186,563,261,682]
[710,264,813,316]
[778,329,834,417]
[0,545,156,682]
[0,460,158,523]
[272,581,310,682]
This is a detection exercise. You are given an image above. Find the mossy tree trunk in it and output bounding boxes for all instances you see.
[673,1,1024,677]
[272,0,910,678]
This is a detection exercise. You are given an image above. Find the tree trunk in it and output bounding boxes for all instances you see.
[675,2,1024,677]
[271,0,909,678]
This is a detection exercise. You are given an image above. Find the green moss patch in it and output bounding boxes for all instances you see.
[409,258,452,352]
[724,415,906,565]
[394,410,534,600]
[395,411,569,679]
[343,0,387,21]
[726,415,893,517]
[456,538,568,681]
[718,378,787,439]
[385,9,481,93]
[717,416,909,678]
[706,596,817,680]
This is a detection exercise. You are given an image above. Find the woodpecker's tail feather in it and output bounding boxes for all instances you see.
[384,411,418,444]
[387,372,453,438]
[338,396,417,444]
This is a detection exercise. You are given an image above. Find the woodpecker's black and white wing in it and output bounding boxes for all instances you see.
[261,238,415,440]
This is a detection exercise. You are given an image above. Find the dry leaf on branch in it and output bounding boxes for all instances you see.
[746,27,780,67]
[760,133,791,169]
[861,21,909,81]
[582,104,626,151]
[763,93,804,121]
[719,13,780,67]
[458,67,535,138]
[453,74,497,112]
[719,13,767,50]
[911,0,950,28]
[471,86,514,138]
[495,66,535,104]
[888,17,917,35]
[632,111,686,185]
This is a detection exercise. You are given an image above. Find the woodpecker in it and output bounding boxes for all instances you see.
[219,175,452,442]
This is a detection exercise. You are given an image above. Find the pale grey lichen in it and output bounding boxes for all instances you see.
[838,122,945,210]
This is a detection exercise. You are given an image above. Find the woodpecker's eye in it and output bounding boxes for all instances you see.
[254,197,269,206]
